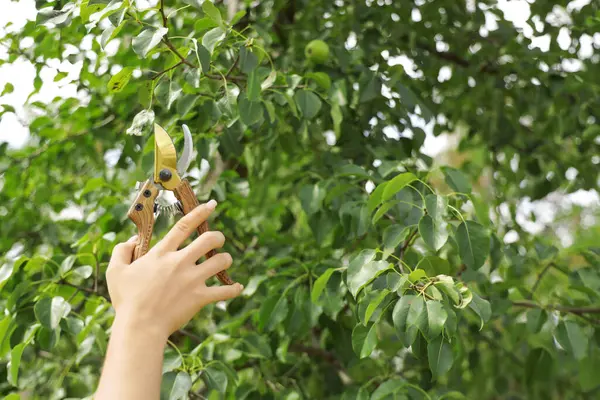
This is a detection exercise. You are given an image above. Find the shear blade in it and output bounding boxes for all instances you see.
[177,124,194,177]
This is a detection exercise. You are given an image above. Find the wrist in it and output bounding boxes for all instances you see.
[112,309,169,345]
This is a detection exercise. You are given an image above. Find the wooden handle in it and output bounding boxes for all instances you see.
[173,179,235,285]
[127,180,159,261]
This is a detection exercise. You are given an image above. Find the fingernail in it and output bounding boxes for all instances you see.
[206,199,217,210]
[128,235,139,243]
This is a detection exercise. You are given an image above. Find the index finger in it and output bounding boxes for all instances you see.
[157,200,217,252]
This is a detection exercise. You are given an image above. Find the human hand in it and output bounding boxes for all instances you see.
[106,200,243,340]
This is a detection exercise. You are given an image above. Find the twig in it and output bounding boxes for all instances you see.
[152,61,184,80]
[205,73,246,82]
[226,52,240,77]
[399,229,419,259]
[162,38,197,68]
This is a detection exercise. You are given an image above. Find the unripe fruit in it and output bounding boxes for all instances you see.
[305,40,330,64]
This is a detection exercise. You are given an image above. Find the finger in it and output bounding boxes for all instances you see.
[193,252,233,280]
[109,235,138,266]
[158,200,217,251]
[205,282,244,302]
[182,231,225,262]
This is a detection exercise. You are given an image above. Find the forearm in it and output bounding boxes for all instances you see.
[95,314,167,400]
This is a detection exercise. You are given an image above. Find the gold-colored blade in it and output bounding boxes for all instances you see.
[154,124,182,190]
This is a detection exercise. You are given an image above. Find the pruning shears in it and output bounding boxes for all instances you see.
[127,123,234,285]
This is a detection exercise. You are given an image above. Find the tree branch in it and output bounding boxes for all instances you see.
[159,0,168,27]
[152,61,184,80]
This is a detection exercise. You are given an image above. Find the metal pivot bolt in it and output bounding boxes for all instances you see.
[159,169,172,181]
[135,203,143,211]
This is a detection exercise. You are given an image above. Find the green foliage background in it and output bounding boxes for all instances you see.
[1,0,600,399]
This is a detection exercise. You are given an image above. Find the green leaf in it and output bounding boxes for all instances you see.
[230,9,246,25]
[101,21,126,49]
[351,323,377,358]
[381,173,417,202]
[299,184,326,215]
[242,333,272,358]
[294,90,322,119]
[392,295,424,347]
[419,215,448,252]
[283,92,299,118]
[202,366,228,393]
[456,221,489,270]
[202,27,226,54]
[258,295,289,331]
[579,356,600,391]
[359,73,381,103]
[0,261,15,289]
[363,289,390,324]
[160,371,192,400]
[240,47,259,73]
[417,256,450,276]
[426,301,447,339]
[1,82,14,96]
[347,251,390,298]
[455,282,472,309]
[469,292,491,329]
[370,379,408,400]
[37,4,74,26]
[368,182,388,212]
[80,0,108,22]
[382,225,409,258]
[52,71,67,83]
[311,268,337,303]
[526,308,547,333]
[408,269,426,283]
[428,337,454,378]
[434,275,460,305]
[331,104,343,137]
[238,94,264,126]
[202,0,222,27]
[155,80,182,110]
[420,195,449,251]
[34,297,71,330]
[442,167,472,194]
[107,67,133,93]
[133,27,168,58]
[306,72,331,91]
[176,94,198,116]
[59,255,76,275]
[247,70,261,101]
[8,343,26,386]
[555,321,588,361]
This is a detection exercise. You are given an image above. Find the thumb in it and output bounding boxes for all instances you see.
[206,283,244,303]
[110,235,138,265]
